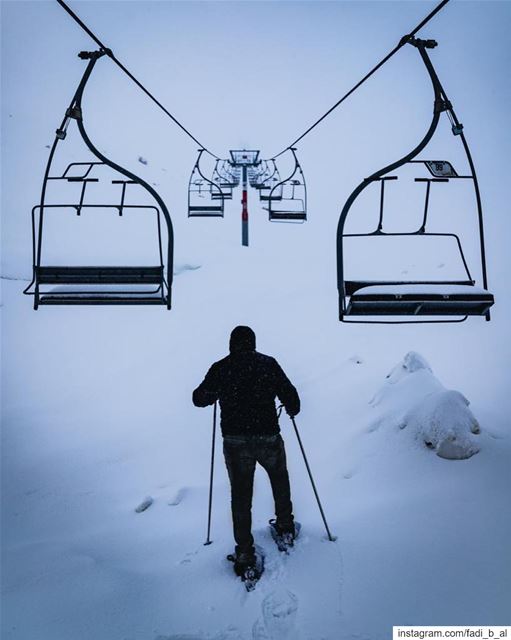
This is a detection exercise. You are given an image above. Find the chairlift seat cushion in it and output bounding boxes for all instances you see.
[346,282,494,316]
[39,292,166,305]
[37,266,163,285]
[269,212,306,221]
[35,268,167,305]
[189,212,224,217]
[188,206,223,217]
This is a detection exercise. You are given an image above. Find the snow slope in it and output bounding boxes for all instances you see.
[2,241,510,639]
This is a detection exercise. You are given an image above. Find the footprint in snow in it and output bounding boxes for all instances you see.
[168,487,187,506]
[253,589,299,640]
[156,626,242,639]
[179,550,198,565]
[174,264,201,276]
[366,419,381,433]
[135,496,154,513]
[155,635,203,640]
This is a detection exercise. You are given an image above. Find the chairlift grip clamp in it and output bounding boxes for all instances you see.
[56,106,82,140]
[78,49,112,61]
[405,36,438,49]
[434,98,452,114]
[66,106,82,120]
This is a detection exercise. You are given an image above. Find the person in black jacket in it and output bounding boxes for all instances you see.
[193,325,300,571]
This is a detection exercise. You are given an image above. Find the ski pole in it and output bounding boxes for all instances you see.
[204,401,217,546]
[290,415,336,542]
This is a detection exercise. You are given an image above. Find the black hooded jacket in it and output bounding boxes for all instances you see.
[192,327,300,437]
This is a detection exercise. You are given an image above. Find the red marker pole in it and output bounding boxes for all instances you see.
[241,165,249,247]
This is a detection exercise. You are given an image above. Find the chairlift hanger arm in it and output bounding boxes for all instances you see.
[269,149,301,196]
[336,38,444,313]
[423,59,489,293]
[55,0,220,160]
[33,49,107,281]
[188,149,225,212]
[71,52,174,295]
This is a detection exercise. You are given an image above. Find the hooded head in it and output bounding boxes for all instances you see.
[229,325,256,354]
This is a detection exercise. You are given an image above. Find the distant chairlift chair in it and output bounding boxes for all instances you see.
[258,160,281,201]
[249,160,270,189]
[210,160,236,201]
[265,149,307,222]
[188,150,225,217]
[24,49,174,310]
[337,37,494,323]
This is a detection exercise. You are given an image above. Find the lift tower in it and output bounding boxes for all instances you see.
[230,150,260,247]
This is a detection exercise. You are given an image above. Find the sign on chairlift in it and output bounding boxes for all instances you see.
[424,160,458,178]
[230,150,260,166]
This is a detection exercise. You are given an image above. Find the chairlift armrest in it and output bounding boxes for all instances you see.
[369,176,398,182]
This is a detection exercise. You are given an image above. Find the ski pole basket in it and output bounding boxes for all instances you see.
[336,38,494,323]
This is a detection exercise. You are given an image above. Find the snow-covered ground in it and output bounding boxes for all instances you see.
[2,247,510,638]
[2,2,511,639]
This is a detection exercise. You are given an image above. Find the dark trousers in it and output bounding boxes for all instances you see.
[223,433,294,554]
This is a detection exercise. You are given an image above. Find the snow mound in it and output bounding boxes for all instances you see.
[369,352,481,460]
[370,351,441,409]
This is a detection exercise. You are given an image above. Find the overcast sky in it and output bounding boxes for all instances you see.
[2,0,510,309]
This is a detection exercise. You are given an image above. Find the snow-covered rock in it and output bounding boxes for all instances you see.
[369,352,481,459]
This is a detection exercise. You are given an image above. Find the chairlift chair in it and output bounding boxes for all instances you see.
[188,150,225,217]
[258,160,282,201]
[249,161,270,189]
[337,37,494,323]
[216,159,239,188]
[265,149,307,222]
[24,50,173,309]
[211,161,233,201]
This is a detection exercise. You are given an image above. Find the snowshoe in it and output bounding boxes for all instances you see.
[226,547,265,591]
[269,519,301,553]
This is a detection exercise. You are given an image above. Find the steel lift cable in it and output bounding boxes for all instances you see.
[56,0,221,160]
[270,0,451,159]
